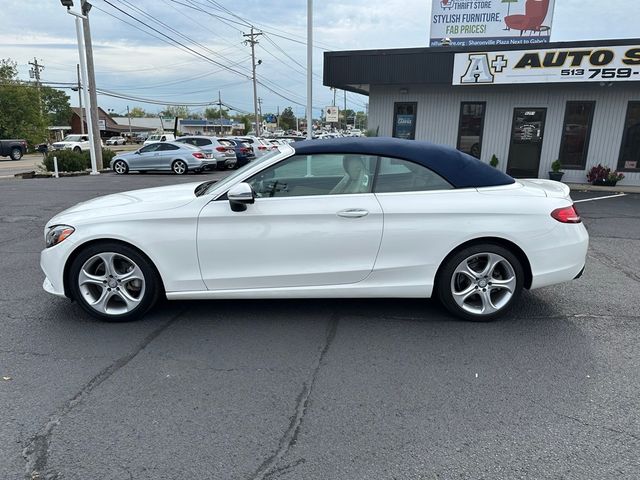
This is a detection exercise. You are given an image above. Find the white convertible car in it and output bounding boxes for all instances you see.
[41,138,588,322]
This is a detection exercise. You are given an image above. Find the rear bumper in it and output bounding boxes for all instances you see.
[529,223,589,289]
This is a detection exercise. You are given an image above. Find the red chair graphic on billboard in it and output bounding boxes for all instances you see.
[440,0,454,9]
[504,0,551,36]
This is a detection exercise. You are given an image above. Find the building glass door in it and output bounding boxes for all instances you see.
[506,108,547,178]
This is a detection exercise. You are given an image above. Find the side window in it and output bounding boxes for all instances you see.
[246,154,377,198]
[195,138,212,147]
[139,143,160,153]
[374,157,452,193]
[159,143,180,151]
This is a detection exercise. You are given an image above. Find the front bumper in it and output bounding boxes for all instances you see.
[40,245,71,298]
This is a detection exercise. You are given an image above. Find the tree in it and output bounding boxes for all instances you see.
[41,87,72,126]
[279,107,296,131]
[161,105,189,118]
[0,58,47,145]
[204,107,230,119]
[129,107,146,117]
[231,113,251,133]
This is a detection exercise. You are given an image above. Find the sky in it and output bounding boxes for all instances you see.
[2,0,639,119]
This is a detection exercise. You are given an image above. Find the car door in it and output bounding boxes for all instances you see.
[197,153,383,290]
[371,156,477,290]
[156,143,181,168]
[134,143,162,169]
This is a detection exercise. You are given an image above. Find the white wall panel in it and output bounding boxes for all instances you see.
[368,84,640,186]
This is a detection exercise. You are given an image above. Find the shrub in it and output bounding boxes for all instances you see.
[490,154,499,168]
[43,148,116,172]
[551,160,562,172]
[586,164,625,183]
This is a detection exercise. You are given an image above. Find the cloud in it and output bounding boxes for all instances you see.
[1,0,639,115]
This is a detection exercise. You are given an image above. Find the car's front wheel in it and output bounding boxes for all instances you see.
[437,244,524,322]
[68,242,160,322]
[171,159,187,175]
[113,160,128,174]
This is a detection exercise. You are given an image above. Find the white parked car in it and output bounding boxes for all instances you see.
[106,136,127,146]
[231,136,273,157]
[41,138,588,323]
[52,134,95,152]
[143,133,175,146]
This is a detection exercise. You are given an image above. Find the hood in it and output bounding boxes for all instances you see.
[48,182,202,227]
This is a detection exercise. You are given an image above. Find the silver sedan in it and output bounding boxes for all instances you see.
[109,142,212,175]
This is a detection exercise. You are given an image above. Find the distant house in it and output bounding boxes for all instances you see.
[111,116,175,133]
[179,118,245,136]
[71,108,147,139]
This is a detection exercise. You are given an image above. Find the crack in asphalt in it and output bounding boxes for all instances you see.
[248,313,339,480]
[531,399,640,443]
[21,309,186,480]
[589,247,640,284]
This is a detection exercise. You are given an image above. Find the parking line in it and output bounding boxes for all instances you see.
[574,193,627,203]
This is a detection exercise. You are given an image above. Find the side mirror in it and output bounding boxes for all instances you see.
[227,182,255,212]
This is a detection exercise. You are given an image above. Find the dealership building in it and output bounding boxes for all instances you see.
[324,38,640,187]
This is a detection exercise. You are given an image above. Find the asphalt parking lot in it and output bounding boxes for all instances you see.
[1,173,638,480]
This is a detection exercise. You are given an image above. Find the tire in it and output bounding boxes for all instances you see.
[67,242,161,322]
[73,146,81,153]
[436,243,524,322]
[113,160,129,175]
[10,147,22,161]
[171,159,188,175]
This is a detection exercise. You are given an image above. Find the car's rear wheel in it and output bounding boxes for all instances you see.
[68,242,160,322]
[113,160,128,174]
[10,147,22,160]
[73,146,81,153]
[437,244,523,322]
[172,159,187,175]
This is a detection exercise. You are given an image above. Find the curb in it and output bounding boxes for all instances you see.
[13,169,112,179]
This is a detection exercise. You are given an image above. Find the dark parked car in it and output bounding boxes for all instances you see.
[0,139,28,160]
[220,138,256,167]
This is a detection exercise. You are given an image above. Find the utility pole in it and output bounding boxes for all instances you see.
[28,58,45,112]
[126,105,132,140]
[81,0,103,171]
[343,90,347,131]
[257,97,263,128]
[243,27,262,136]
[76,64,84,134]
[276,105,280,130]
[218,90,223,136]
[306,0,313,140]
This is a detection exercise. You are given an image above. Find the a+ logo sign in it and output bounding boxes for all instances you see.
[491,55,508,73]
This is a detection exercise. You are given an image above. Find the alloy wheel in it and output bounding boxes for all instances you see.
[113,160,127,174]
[78,252,146,315]
[450,252,517,315]
[172,160,187,175]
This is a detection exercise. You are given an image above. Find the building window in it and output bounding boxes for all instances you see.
[392,102,417,140]
[618,102,640,171]
[456,102,486,159]
[558,101,595,169]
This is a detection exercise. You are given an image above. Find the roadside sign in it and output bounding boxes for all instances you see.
[325,106,339,123]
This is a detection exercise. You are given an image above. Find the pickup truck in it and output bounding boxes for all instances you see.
[0,139,28,160]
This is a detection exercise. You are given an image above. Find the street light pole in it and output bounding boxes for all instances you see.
[81,0,103,170]
[306,0,313,140]
[71,11,98,174]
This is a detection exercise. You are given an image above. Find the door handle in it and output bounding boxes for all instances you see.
[337,209,369,218]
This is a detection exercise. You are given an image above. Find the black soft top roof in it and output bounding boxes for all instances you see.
[293,137,515,189]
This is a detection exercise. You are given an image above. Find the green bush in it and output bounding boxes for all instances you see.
[43,148,116,172]
[490,154,499,168]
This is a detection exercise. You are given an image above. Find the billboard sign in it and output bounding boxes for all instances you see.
[430,0,556,48]
[325,106,339,123]
[98,119,106,131]
[453,45,640,85]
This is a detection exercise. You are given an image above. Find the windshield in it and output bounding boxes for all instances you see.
[62,135,83,142]
[196,149,282,196]
[148,135,161,140]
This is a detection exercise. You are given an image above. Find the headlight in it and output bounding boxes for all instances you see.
[45,225,75,248]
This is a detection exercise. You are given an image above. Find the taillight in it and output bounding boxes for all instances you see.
[551,205,581,223]
[192,152,205,159]
[240,147,249,153]
[258,145,267,150]
[216,146,226,152]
